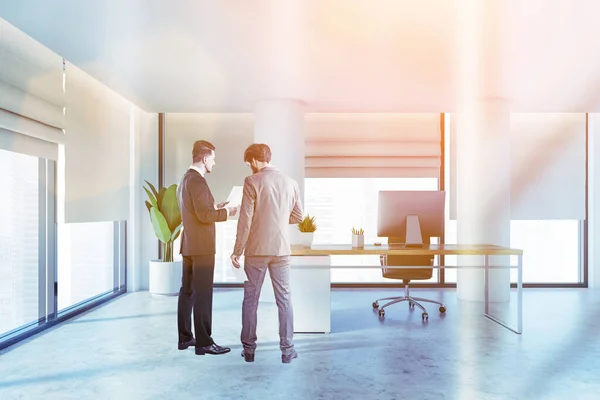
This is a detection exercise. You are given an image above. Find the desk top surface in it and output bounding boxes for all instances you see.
[291,244,523,256]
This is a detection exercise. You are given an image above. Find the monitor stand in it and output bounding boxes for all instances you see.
[405,214,423,247]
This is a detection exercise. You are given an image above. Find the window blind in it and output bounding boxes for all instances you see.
[0,17,65,130]
[64,61,131,223]
[305,113,442,179]
[0,127,57,160]
[449,113,586,220]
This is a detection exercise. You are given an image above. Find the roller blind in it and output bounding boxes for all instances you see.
[0,17,65,130]
[305,113,442,178]
[64,61,131,223]
[0,128,57,160]
[509,113,585,220]
[449,113,586,220]
[0,108,64,145]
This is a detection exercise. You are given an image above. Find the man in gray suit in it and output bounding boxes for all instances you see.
[230,143,304,364]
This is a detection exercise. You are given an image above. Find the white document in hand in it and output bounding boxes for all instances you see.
[227,186,244,208]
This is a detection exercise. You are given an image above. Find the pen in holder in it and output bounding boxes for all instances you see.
[351,227,364,248]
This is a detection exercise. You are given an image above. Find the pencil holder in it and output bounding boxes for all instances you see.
[352,234,364,248]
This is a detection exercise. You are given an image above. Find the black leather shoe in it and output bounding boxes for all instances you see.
[195,343,231,355]
[241,350,254,362]
[178,339,195,350]
[282,350,298,364]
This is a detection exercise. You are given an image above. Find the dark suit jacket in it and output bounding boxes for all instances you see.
[177,169,228,256]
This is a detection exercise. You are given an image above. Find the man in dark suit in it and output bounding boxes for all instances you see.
[177,140,237,356]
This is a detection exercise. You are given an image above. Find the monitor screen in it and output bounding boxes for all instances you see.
[377,191,445,241]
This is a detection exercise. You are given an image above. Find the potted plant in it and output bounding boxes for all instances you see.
[297,214,317,247]
[144,180,183,296]
[352,226,364,248]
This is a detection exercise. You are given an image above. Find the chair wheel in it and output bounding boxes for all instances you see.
[439,306,446,314]
[378,309,385,317]
[409,302,414,308]
[372,302,379,309]
[422,312,428,321]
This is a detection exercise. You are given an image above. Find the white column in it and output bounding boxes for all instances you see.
[253,99,305,302]
[254,99,305,201]
[455,0,511,302]
[588,114,600,288]
[456,99,511,302]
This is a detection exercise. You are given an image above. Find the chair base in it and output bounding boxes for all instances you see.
[372,285,446,320]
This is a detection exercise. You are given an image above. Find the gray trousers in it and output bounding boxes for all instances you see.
[241,255,294,356]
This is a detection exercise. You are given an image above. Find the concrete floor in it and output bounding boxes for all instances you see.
[0,288,599,400]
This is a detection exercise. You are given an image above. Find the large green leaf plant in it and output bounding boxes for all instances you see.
[143,180,182,262]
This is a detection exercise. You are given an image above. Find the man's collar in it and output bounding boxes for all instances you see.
[189,165,204,176]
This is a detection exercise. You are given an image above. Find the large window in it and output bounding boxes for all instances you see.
[212,177,440,284]
[0,145,127,351]
[443,115,584,285]
[57,222,120,311]
[211,111,586,286]
[0,149,40,337]
[304,177,439,283]
[443,220,581,284]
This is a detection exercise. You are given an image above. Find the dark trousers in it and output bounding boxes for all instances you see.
[177,255,215,348]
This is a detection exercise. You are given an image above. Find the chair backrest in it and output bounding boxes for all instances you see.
[381,237,434,281]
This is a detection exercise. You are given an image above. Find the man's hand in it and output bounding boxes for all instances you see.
[230,254,241,269]
[216,201,229,209]
[226,206,238,217]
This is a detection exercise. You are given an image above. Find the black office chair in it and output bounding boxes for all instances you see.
[372,238,446,321]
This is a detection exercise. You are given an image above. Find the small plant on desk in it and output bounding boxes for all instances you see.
[297,215,317,247]
[298,215,317,232]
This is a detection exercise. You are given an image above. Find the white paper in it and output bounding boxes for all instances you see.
[227,185,244,208]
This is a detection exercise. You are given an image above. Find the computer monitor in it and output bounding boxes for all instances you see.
[377,191,445,246]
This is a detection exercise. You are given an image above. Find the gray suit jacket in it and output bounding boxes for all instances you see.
[233,166,303,257]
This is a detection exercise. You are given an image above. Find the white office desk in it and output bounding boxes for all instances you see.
[290,244,523,335]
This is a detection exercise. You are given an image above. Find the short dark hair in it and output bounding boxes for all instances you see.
[192,140,215,163]
[244,143,271,163]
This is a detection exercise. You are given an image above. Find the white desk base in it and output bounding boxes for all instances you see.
[290,254,523,335]
[291,256,331,333]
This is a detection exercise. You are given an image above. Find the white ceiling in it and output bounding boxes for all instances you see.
[1,0,600,113]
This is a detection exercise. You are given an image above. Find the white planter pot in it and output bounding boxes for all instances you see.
[149,260,182,296]
[298,232,314,247]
